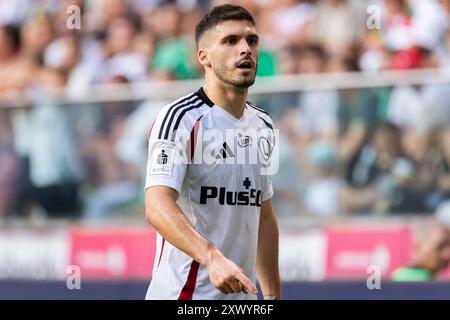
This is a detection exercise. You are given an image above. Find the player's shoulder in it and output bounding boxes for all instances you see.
[153,88,213,140]
[246,101,273,130]
[160,88,213,116]
[160,90,199,114]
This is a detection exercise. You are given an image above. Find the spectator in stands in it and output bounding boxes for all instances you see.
[303,140,342,216]
[385,132,430,213]
[268,0,316,49]
[271,109,304,217]
[12,109,82,220]
[335,60,377,173]
[295,44,339,146]
[392,219,450,281]
[307,0,366,57]
[21,13,54,66]
[2,14,83,220]
[439,0,450,16]
[409,0,448,52]
[437,27,450,69]
[0,24,33,94]
[82,76,141,222]
[342,123,412,214]
[253,45,297,118]
[348,123,405,188]
[0,24,28,217]
[382,0,415,53]
[0,0,35,26]
[85,0,133,35]
[0,24,25,147]
[387,48,450,132]
[97,16,147,83]
[0,145,19,217]
[51,0,85,38]
[434,127,450,202]
[149,3,200,80]
[358,30,392,73]
[302,124,406,216]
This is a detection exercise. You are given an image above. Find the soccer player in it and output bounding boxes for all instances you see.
[144,4,281,300]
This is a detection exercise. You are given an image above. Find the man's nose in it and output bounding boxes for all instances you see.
[239,39,251,56]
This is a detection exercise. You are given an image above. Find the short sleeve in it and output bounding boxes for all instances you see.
[261,174,273,202]
[144,106,190,195]
[145,138,187,195]
[258,111,275,202]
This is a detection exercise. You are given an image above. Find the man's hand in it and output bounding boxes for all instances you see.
[205,248,258,295]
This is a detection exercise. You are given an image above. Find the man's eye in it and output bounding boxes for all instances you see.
[225,38,236,45]
[247,37,258,46]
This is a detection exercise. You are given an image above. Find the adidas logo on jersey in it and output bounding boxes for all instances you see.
[199,178,262,207]
[214,142,235,159]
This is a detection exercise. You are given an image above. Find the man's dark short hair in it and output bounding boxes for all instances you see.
[195,4,255,45]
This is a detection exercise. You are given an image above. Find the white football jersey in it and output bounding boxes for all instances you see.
[145,87,275,300]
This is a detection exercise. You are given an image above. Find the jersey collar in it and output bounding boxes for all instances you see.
[196,87,214,108]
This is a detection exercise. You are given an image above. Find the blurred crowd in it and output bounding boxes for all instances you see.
[1,0,450,221]
[1,0,449,87]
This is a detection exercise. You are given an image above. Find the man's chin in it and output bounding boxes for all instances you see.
[233,77,255,89]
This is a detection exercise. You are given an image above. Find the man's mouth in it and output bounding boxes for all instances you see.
[236,60,254,70]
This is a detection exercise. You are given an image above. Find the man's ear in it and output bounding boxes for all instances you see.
[198,48,211,67]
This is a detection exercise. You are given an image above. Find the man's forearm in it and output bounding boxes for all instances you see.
[145,188,216,266]
[256,206,281,299]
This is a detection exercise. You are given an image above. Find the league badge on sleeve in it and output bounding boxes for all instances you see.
[149,142,176,176]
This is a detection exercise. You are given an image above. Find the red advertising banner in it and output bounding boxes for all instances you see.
[70,227,156,279]
[438,266,450,279]
[325,225,413,279]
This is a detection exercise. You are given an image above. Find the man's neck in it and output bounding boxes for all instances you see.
[203,81,248,119]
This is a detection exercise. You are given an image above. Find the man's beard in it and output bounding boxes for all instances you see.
[213,64,257,89]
